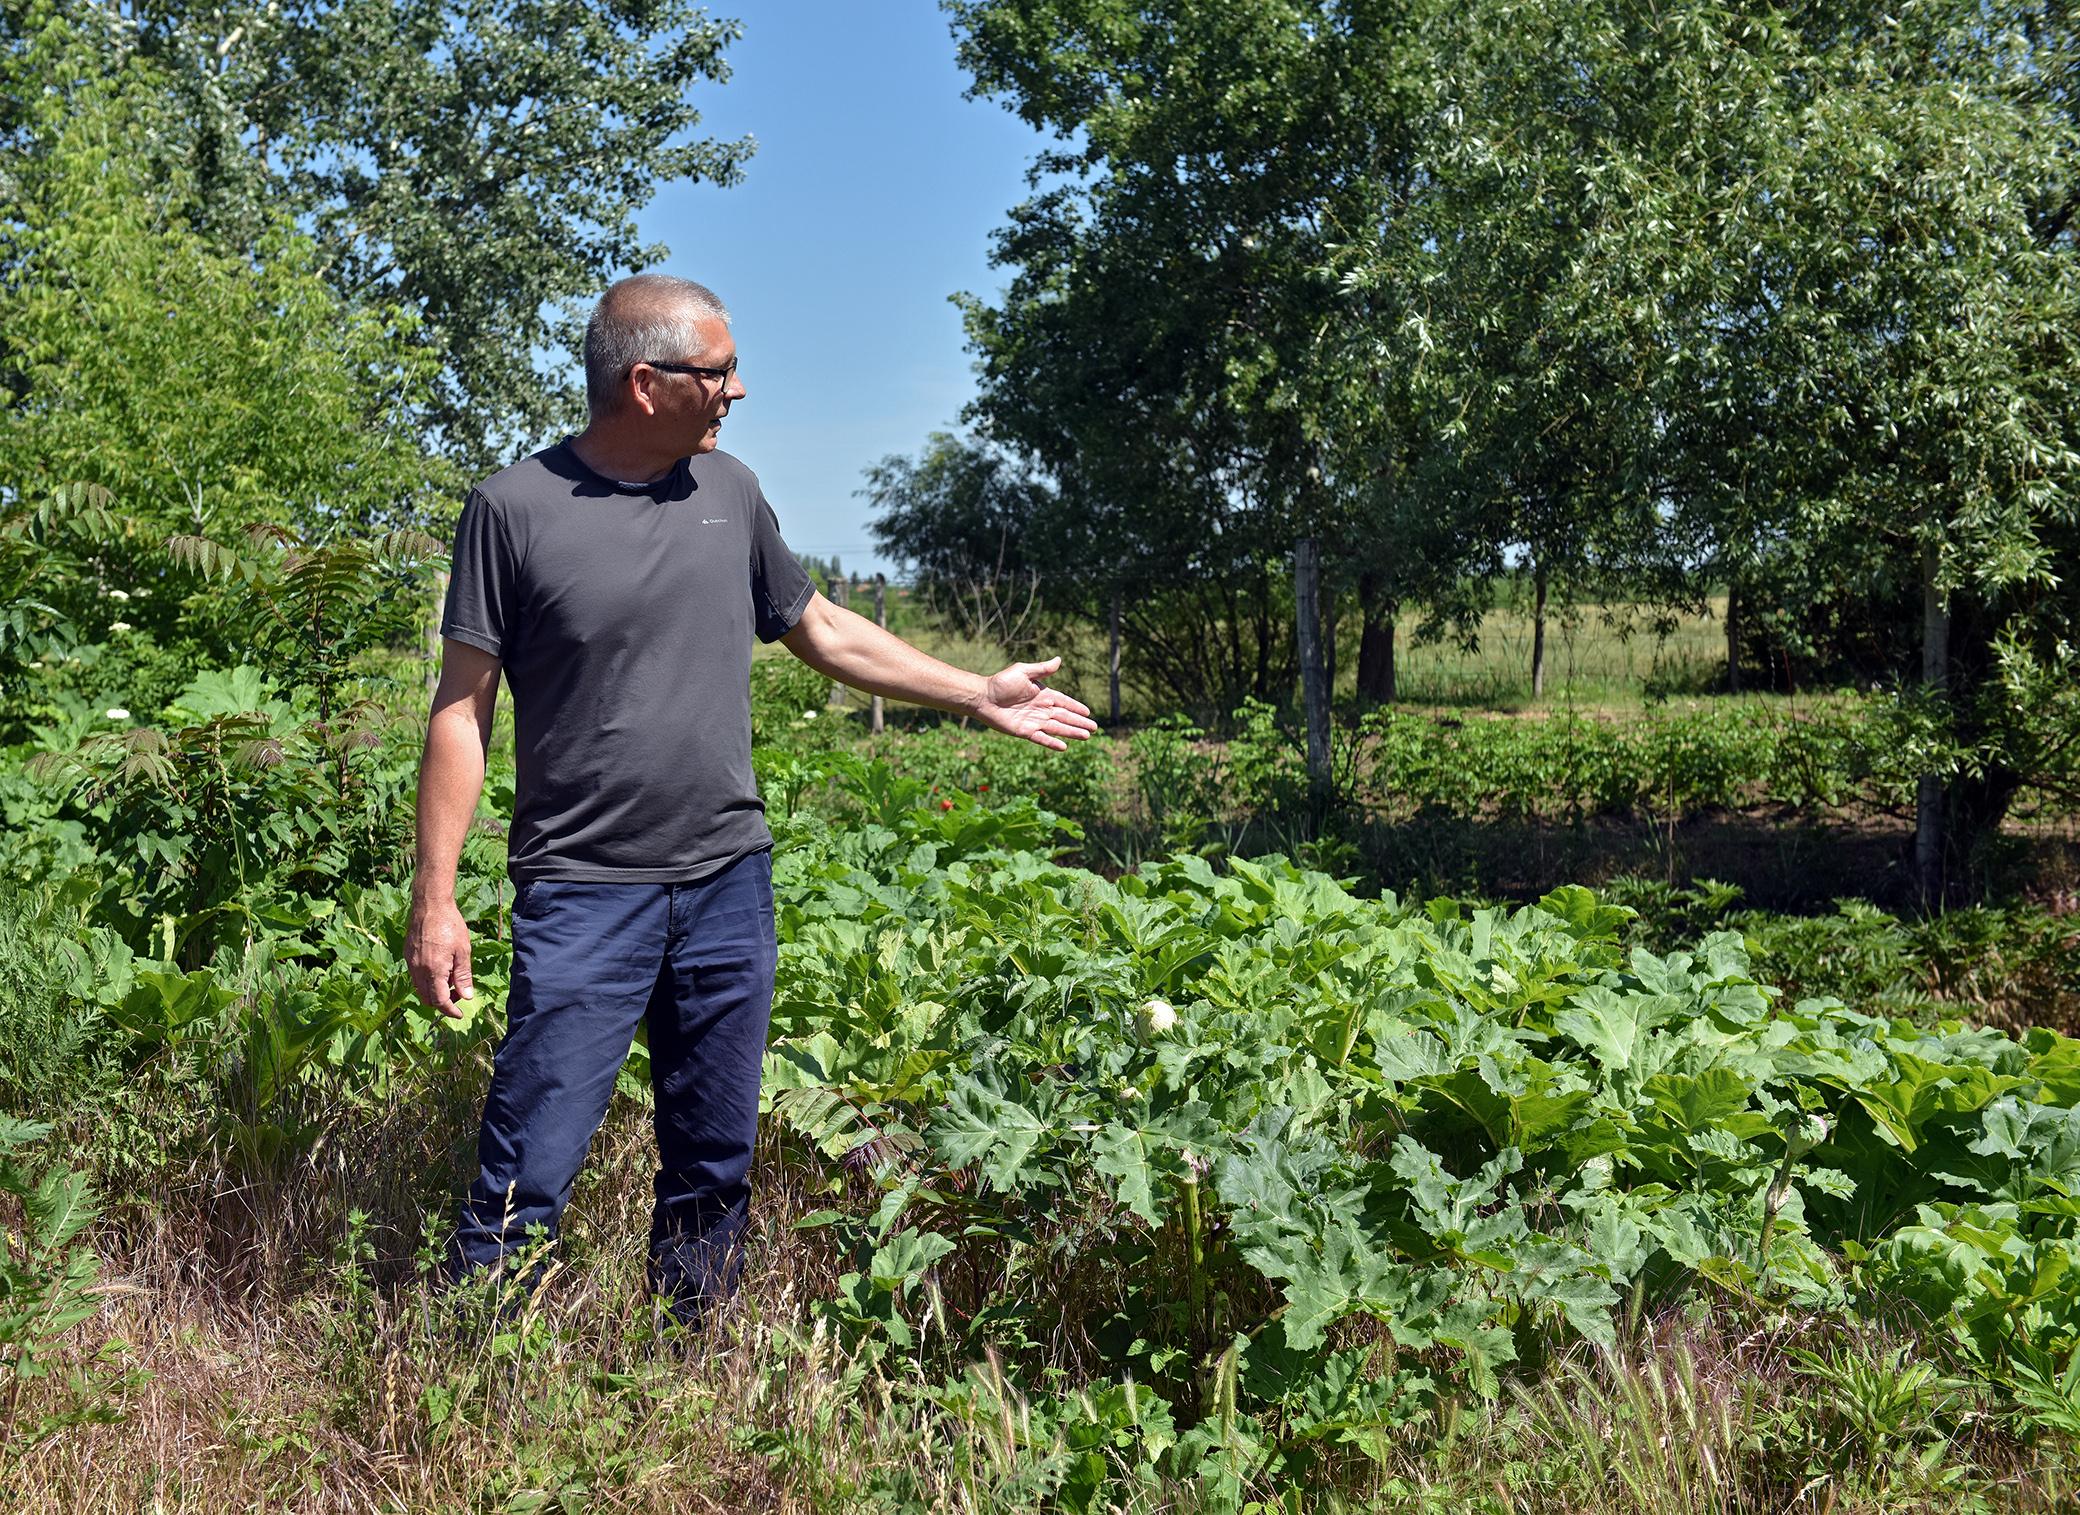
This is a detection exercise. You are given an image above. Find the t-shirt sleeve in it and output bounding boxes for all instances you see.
[750,489,815,643]
[440,489,518,657]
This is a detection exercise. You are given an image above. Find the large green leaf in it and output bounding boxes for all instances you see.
[1550,986,1682,1072]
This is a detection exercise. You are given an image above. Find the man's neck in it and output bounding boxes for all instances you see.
[567,424,682,486]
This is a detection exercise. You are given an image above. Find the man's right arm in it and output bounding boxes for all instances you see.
[407,639,502,1017]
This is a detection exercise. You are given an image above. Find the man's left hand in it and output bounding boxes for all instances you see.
[977,657,1100,750]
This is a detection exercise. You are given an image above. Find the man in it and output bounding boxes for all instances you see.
[407,273,1096,1318]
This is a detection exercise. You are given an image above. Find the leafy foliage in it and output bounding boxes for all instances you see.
[167,524,443,723]
[747,768,2080,1497]
[862,433,1051,649]
[68,0,751,470]
[0,484,120,684]
[0,1117,103,1434]
[949,0,2080,863]
[0,16,448,542]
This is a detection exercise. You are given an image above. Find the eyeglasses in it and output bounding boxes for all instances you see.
[637,358,738,386]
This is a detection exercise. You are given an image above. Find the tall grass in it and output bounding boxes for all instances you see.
[790,591,1739,725]
[7,1073,2075,1511]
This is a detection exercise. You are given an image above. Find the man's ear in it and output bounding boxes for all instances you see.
[628,366,663,418]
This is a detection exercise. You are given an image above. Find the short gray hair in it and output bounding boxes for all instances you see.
[583,274,731,417]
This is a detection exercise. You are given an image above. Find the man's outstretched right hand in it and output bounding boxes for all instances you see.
[407,896,475,1019]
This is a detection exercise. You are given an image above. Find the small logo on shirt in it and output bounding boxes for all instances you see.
[701,517,729,525]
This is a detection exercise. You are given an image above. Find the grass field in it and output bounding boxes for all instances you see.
[788,590,1740,724]
[1390,597,1731,708]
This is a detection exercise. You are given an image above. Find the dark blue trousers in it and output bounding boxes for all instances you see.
[453,848,777,1317]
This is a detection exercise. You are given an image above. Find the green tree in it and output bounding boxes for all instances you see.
[0,16,448,699]
[11,0,751,472]
[1751,1,2079,896]
[955,0,2080,875]
[951,0,1442,725]
[1377,0,1729,698]
[1382,0,2080,886]
[863,433,1052,648]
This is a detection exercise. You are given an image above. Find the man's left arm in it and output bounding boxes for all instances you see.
[779,591,1099,750]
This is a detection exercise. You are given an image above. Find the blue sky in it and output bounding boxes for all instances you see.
[636,1,1051,577]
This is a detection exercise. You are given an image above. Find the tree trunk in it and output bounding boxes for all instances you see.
[828,576,850,709]
[1108,590,1122,724]
[1356,570,1397,704]
[1915,547,1950,908]
[1530,568,1549,700]
[1943,601,2028,898]
[1251,567,1274,707]
[1724,579,1741,694]
[1357,616,1398,705]
[1295,539,1332,802]
[870,574,887,735]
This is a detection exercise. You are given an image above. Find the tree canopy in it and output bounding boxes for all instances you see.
[927,0,2080,879]
[0,14,451,706]
[7,0,751,472]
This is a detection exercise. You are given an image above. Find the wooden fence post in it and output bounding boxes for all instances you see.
[870,574,887,735]
[1295,538,1331,804]
[828,575,850,709]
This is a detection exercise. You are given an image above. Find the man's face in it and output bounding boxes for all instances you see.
[634,312,746,456]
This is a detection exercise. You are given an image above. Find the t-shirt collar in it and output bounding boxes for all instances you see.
[559,437,689,496]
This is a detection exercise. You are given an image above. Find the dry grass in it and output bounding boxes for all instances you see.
[8,1066,2076,1513]
[1450,1309,2071,1515]
[4,1078,952,1514]
[8,1068,1236,1514]
[1387,597,1733,709]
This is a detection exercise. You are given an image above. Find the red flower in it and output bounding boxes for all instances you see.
[978,784,989,792]
[940,799,954,811]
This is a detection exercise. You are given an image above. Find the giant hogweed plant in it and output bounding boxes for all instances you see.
[34,524,439,967]
[757,803,2080,1502]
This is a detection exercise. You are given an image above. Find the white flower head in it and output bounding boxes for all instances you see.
[800,709,819,721]
[104,707,131,721]
[106,588,130,602]
[1136,997,1178,1041]
[108,621,133,633]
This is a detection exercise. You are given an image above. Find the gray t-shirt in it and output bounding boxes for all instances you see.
[440,440,815,882]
